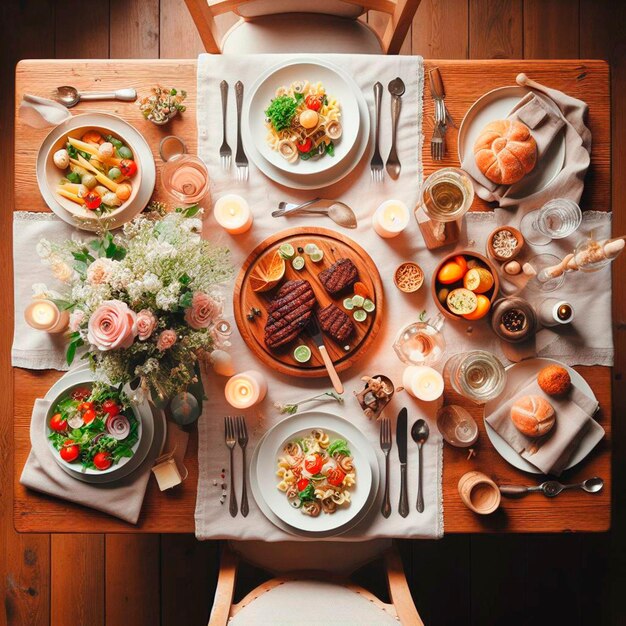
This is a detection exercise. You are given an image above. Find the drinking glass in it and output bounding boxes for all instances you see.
[519,199,582,246]
[525,253,566,292]
[436,405,479,447]
[161,154,210,205]
[393,313,446,366]
[443,350,506,404]
[415,167,474,241]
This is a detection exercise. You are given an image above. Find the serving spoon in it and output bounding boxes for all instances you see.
[272,198,357,229]
[499,477,604,498]
[411,419,430,513]
[53,85,137,108]
[385,77,405,180]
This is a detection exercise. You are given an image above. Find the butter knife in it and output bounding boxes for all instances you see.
[308,316,344,394]
[396,407,409,517]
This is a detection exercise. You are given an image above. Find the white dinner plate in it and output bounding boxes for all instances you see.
[36,113,156,231]
[242,59,370,190]
[483,358,601,474]
[43,368,155,483]
[245,59,360,175]
[458,86,566,201]
[252,411,379,536]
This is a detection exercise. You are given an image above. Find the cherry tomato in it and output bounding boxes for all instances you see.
[102,399,120,418]
[49,413,68,433]
[120,159,137,178]
[84,191,102,210]
[326,467,346,487]
[60,441,80,463]
[305,95,321,111]
[71,387,91,401]
[82,409,96,424]
[93,452,112,471]
[296,478,310,492]
[78,401,95,412]
[304,453,323,475]
[297,138,312,153]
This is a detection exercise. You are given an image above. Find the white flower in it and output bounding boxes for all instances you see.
[87,258,116,285]
[36,239,52,260]
[142,272,162,293]
[50,260,74,283]
[181,218,203,233]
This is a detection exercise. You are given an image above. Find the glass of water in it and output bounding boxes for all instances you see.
[443,350,506,404]
[519,198,582,246]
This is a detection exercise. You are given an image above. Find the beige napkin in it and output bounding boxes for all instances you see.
[20,398,164,524]
[485,376,604,475]
[19,94,72,128]
[462,81,591,210]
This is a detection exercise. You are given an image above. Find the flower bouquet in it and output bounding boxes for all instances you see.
[36,204,233,402]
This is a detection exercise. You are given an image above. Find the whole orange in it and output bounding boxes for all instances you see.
[437,260,465,284]
[462,294,491,320]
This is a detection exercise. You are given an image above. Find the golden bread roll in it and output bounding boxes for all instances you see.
[510,395,555,438]
[537,365,571,396]
[474,119,537,185]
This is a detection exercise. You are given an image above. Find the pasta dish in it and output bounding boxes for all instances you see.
[276,429,355,517]
[264,80,343,164]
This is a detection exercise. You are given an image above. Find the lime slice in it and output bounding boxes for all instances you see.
[293,345,312,363]
[351,295,365,308]
[343,297,354,310]
[363,299,376,313]
[353,309,367,323]
[304,243,319,255]
[309,249,324,263]
[292,256,305,270]
[279,243,295,259]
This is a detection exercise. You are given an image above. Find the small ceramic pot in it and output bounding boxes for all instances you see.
[487,226,525,262]
[458,471,501,514]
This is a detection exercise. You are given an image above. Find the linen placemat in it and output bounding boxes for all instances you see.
[21,398,165,524]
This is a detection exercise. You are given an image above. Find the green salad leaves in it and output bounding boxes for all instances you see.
[327,439,351,457]
[265,95,297,132]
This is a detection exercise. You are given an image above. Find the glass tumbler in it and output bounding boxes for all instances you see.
[443,350,506,404]
[519,198,582,246]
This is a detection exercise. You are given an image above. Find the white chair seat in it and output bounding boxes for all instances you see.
[222,13,382,54]
[228,580,399,625]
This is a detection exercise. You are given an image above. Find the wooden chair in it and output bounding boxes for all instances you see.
[208,539,424,625]
[184,0,421,55]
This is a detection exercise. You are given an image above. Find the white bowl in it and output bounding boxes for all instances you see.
[245,60,360,176]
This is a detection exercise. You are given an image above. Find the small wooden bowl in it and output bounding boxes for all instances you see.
[431,250,500,321]
[394,262,424,293]
[486,226,525,262]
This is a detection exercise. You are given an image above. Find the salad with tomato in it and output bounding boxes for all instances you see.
[275,429,356,517]
[47,382,140,472]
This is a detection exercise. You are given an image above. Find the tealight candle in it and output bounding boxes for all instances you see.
[225,370,267,409]
[24,299,68,333]
[402,365,444,402]
[213,194,253,235]
[372,200,410,238]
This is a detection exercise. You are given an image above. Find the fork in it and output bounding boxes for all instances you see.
[219,80,231,170]
[234,80,249,182]
[379,416,392,518]
[235,415,249,517]
[431,119,445,161]
[224,416,238,517]
[370,82,384,182]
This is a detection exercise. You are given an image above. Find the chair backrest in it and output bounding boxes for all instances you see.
[185,0,421,54]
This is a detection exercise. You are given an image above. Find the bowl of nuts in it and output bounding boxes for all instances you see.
[487,226,524,262]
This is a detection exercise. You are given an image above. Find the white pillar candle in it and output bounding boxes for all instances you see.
[402,365,444,402]
[24,299,68,333]
[372,200,410,238]
[213,194,253,235]
[225,370,267,409]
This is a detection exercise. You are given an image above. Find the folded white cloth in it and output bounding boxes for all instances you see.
[19,94,72,128]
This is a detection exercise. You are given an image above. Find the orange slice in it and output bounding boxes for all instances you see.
[463,268,494,294]
[462,294,491,320]
[250,250,286,292]
[353,281,370,298]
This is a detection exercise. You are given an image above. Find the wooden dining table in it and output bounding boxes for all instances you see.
[12,58,611,534]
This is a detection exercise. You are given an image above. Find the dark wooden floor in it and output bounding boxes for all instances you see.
[1,1,625,624]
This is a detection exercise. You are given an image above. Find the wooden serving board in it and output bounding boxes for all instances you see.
[233,227,384,378]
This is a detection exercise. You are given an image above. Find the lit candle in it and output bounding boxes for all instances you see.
[402,365,444,402]
[372,200,410,238]
[213,194,253,235]
[24,299,68,333]
[224,370,267,409]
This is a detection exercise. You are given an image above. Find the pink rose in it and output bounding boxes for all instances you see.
[184,292,220,330]
[87,300,137,351]
[157,329,177,351]
[136,309,157,340]
[69,310,85,332]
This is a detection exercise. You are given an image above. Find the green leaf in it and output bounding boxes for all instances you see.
[66,342,77,365]
[265,95,298,132]
[327,439,351,457]
[51,299,74,312]
[178,292,193,309]
[181,204,200,218]
[66,171,81,184]
[326,142,335,157]
[298,483,315,502]
[179,273,191,286]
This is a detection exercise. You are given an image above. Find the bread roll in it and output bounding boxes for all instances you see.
[537,365,571,396]
[510,395,555,438]
[474,119,537,185]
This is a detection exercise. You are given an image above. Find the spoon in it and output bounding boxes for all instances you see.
[53,85,137,108]
[272,199,357,229]
[385,77,405,180]
[411,418,429,513]
[499,477,604,498]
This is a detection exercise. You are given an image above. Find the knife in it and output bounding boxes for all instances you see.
[396,407,409,517]
[308,316,344,394]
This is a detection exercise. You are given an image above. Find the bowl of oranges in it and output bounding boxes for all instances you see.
[431,251,499,321]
